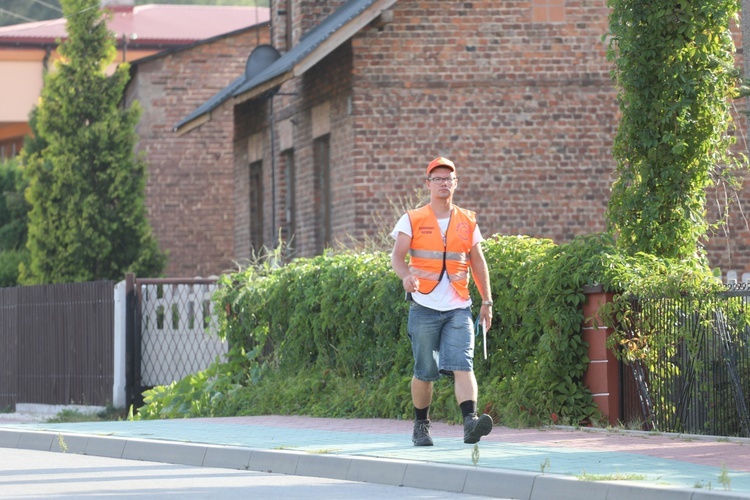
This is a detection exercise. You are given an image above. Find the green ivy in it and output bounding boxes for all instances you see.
[605,0,743,260]
[133,235,634,426]
[135,233,730,428]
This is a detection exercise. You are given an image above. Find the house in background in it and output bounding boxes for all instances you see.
[0,0,268,160]
[178,0,750,279]
[125,24,271,278]
[0,0,271,277]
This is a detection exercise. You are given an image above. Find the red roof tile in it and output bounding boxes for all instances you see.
[0,4,269,46]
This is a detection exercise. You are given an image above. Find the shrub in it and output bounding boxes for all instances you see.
[136,234,615,424]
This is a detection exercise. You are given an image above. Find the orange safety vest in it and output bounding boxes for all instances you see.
[407,205,476,299]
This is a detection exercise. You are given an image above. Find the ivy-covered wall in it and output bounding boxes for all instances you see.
[134,233,721,427]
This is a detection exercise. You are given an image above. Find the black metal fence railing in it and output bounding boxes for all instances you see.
[620,284,750,437]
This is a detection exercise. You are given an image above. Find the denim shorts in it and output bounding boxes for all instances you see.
[407,302,474,381]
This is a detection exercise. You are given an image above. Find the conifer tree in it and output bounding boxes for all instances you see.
[20,0,166,284]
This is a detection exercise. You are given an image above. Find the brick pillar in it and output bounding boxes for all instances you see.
[582,285,619,425]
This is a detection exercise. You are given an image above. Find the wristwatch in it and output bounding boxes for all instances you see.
[481,300,493,306]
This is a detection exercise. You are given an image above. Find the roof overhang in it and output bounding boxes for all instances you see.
[233,0,397,104]
[173,0,397,135]
[176,113,211,136]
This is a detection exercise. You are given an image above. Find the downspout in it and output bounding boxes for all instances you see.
[42,45,52,76]
[269,4,277,251]
[270,94,277,251]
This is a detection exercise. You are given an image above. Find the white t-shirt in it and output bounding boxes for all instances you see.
[391,212,484,312]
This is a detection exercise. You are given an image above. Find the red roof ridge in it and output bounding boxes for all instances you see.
[0,4,269,45]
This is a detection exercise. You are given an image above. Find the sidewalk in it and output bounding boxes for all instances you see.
[1,414,750,499]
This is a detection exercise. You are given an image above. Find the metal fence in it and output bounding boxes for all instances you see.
[0,281,115,411]
[127,276,226,407]
[620,284,750,437]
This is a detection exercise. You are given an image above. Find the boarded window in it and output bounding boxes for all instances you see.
[313,136,330,254]
[283,150,296,249]
[249,160,263,255]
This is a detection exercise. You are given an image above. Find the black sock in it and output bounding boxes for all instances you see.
[415,406,430,421]
[460,400,477,419]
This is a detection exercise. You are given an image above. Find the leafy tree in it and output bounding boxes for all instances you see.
[20,0,165,284]
[605,0,744,260]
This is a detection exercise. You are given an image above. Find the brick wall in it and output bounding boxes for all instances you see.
[127,25,270,277]
[351,0,617,249]
[234,0,750,278]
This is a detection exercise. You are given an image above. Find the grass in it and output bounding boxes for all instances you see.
[45,405,128,423]
[719,464,732,490]
[578,469,647,482]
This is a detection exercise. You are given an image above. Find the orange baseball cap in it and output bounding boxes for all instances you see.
[426,157,456,176]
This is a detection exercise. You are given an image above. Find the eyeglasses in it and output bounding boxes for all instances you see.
[427,176,457,184]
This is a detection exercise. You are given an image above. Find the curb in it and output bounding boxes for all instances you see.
[1,428,748,500]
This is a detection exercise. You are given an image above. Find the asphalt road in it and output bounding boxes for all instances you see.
[0,448,501,500]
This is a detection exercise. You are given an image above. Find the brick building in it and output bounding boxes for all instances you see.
[126,23,270,277]
[0,2,271,277]
[178,0,750,279]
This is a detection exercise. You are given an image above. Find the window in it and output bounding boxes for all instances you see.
[313,136,330,254]
[0,137,22,160]
[249,160,263,255]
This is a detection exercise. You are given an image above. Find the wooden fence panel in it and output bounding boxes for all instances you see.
[0,287,18,412]
[15,282,114,406]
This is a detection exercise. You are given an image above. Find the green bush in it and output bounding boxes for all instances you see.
[0,249,29,288]
[135,235,612,422]
[134,232,721,426]
[0,157,30,287]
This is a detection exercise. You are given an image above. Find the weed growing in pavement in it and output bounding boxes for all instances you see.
[694,480,713,489]
[471,444,479,466]
[540,458,550,473]
[57,434,67,453]
[578,469,646,481]
[719,464,731,490]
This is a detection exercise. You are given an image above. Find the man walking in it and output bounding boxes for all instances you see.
[391,157,494,446]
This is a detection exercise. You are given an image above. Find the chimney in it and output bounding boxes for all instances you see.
[102,0,135,8]
[101,0,134,14]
